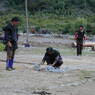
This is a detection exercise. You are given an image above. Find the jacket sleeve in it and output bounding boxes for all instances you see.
[42,53,47,62]
[3,26,12,43]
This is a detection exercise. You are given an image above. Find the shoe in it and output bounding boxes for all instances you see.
[11,67,15,70]
[6,68,12,71]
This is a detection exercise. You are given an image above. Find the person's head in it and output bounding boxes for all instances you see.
[46,47,53,54]
[11,17,20,26]
[79,25,84,31]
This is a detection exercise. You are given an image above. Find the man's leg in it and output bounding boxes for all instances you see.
[6,47,13,70]
[10,50,15,69]
[53,61,63,68]
[53,56,63,68]
[77,44,80,56]
[78,45,81,55]
[80,44,83,55]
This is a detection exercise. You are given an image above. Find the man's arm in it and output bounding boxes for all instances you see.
[3,26,12,47]
[40,53,47,65]
[52,55,60,66]
[74,32,78,40]
[3,27,11,42]
[52,60,57,67]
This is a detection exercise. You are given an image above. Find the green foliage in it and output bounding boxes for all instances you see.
[0,14,25,30]
[0,13,95,34]
[5,0,24,10]
[28,15,95,34]
[0,0,95,34]
[0,43,5,51]
[3,0,95,16]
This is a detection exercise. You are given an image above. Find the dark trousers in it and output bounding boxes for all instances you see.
[76,40,83,56]
[6,45,16,68]
[6,46,15,60]
[53,61,63,68]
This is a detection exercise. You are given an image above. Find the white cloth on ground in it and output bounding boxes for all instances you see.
[45,65,64,72]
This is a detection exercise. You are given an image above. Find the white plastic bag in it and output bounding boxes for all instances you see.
[34,64,41,71]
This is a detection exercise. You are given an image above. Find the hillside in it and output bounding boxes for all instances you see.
[0,0,95,34]
[0,0,95,16]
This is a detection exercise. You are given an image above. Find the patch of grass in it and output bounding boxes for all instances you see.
[30,47,76,55]
[81,70,92,76]
[18,46,95,56]
[82,50,95,56]
[31,47,45,55]
[80,70,95,80]
[60,47,95,56]
[59,48,75,56]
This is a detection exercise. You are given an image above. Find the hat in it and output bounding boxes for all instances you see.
[46,47,53,52]
[11,17,20,22]
[79,25,84,28]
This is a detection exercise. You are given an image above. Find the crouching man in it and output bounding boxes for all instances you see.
[41,47,63,69]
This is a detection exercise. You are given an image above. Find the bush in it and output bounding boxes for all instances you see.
[0,13,95,35]
[0,43,5,51]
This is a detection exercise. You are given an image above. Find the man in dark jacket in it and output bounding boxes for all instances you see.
[74,25,86,56]
[3,17,20,71]
[41,47,63,68]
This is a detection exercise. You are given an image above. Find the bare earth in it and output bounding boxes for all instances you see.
[0,36,95,95]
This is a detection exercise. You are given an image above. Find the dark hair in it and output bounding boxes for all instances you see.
[46,47,53,52]
[79,25,84,28]
[11,17,20,22]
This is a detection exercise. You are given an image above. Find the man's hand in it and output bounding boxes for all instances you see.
[40,61,44,65]
[7,41,12,47]
[74,32,78,40]
[52,61,57,67]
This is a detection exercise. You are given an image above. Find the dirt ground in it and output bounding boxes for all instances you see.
[0,36,95,95]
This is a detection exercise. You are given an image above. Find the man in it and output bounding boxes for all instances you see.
[74,25,86,56]
[41,47,63,68]
[3,17,20,71]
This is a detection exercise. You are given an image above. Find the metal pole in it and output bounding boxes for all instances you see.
[25,0,29,43]
[24,0,30,47]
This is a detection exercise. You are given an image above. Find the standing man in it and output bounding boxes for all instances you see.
[3,17,20,71]
[74,25,86,56]
[41,47,63,68]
